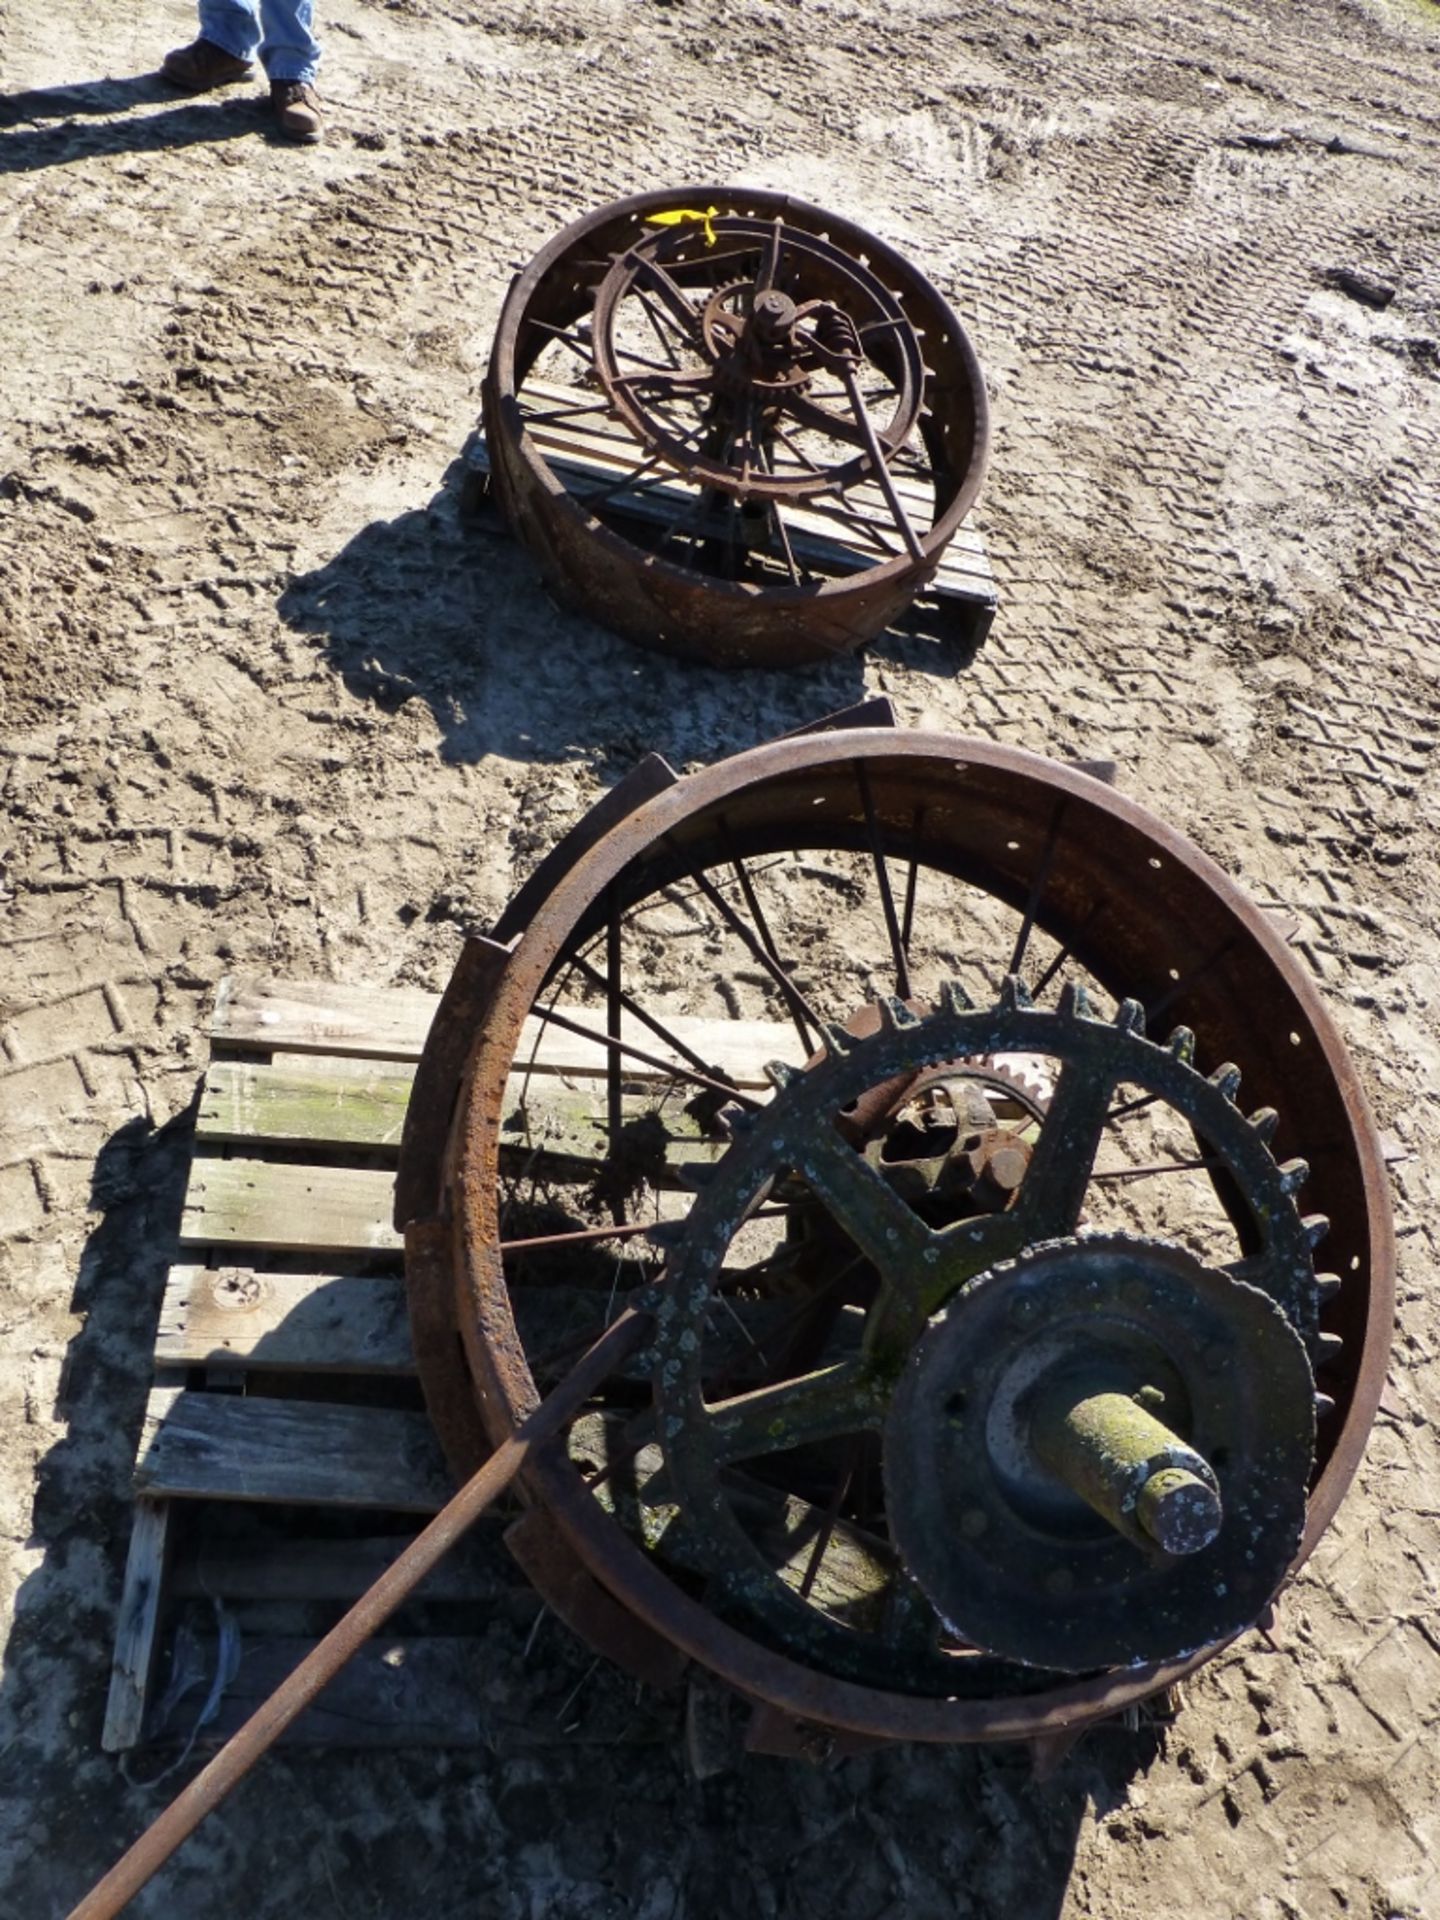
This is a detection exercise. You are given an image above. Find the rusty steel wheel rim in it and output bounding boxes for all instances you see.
[403,728,1391,1743]
[482,188,991,668]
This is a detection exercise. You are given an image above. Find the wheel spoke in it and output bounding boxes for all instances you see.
[856,763,912,999]
[1007,802,1066,979]
[609,366,715,398]
[703,1361,882,1466]
[633,257,707,344]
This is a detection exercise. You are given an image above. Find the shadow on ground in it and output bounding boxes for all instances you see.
[277,456,990,772]
[0,74,276,171]
[0,1102,197,1911]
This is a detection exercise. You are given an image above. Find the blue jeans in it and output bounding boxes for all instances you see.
[198,0,320,84]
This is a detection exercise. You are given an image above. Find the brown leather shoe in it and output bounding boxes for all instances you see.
[160,37,254,92]
[271,80,324,143]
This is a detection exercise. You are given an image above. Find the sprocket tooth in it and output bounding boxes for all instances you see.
[939,979,974,1014]
[1114,997,1146,1035]
[765,1059,800,1090]
[1316,1272,1342,1303]
[1208,1062,1242,1103]
[875,995,920,1031]
[820,1021,853,1058]
[1248,1106,1280,1143]
[717,1104,755,1137]
[1302,1214,1330,1249]
[1314,1331,1344,1368]
[1315,1392,1337,1420]
[1167,1026,1196,1065]
[999,974,1034,1012]
[1057,981,1093,1021]
[1277,1157,1309,1195]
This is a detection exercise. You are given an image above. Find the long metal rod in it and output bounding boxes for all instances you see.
[66,1312,652,1920]
[837,362,926,563]
[900,805,926,957]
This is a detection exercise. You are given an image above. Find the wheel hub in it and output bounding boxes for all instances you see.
[884,1236,1314,1670]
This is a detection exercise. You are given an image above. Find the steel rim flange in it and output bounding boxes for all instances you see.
[402,729,1392,1744]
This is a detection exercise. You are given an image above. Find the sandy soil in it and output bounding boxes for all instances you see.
[3,0,1440,1914]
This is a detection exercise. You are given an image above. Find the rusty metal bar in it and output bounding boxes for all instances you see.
[66,1311,652,1920]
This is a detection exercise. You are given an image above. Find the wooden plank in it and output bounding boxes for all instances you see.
[177,1152,716,1259]
[156,1265,414,1372]
[135,1389,452,1511]
[571,1414,891,1621]
[196,1053,737,1167]
[512,378,991,566]
[198,1053,414,1149]
[154,1637,496,1747]
[101,1498,173,1752]
[210,974,437,1061]
[211,975,804,1082]
[180,1159,399,1255]
[473,379,995,600]
[155,1262,784,1381]
[473,431,995,597]
[174,1634,673,1749]
[171,1530,515,1605]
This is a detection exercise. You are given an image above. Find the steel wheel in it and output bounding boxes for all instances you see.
[398,723,1391,1743]
[483,189,990,666]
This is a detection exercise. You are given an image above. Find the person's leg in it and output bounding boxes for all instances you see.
[258,0,324,141]
[194,0,263,64]
[257,0,321,84]
[161,0,260,88]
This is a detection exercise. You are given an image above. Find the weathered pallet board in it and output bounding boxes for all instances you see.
[177,1159,701,1260]
[171,1529,513,1605]
[197,1053,731,1181]
[468,428,997,606]
[573,1413,891,1624]
[180,1158,400,1256]
[156,1265,415,1374]
[102,1498,173,1752]
[151,1637,497,1749]
[212,975,804,1083]
[177,1635,675,1750]
[114,973,805,1753]
[199,1054,416,1151]
[155,1264,655,1383]
[136,1388,453,1511]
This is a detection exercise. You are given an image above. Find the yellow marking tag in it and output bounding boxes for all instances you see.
[644,205,721,248]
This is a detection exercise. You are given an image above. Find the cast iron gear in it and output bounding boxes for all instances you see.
[640,981,1328,1685]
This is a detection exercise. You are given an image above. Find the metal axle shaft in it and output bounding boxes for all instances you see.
[1030,1379,1222,1556]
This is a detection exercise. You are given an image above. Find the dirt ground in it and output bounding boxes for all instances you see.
[3,0,1440,1914]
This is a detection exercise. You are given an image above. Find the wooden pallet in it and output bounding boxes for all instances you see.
[104,975,809,1753]
[461,378,999,651]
